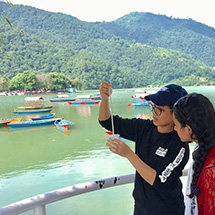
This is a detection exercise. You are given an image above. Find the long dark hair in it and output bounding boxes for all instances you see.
[173,93,215,197]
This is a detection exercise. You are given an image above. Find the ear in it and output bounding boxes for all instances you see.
[186,125,192,134]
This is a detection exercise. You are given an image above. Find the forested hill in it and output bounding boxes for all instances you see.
[2,3,215,67]
[98,12,215,67]
[0,2,115,50]
[0,2,215,89]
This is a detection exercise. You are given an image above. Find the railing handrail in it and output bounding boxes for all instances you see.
[0,173,136,215]
[0,169,188,215]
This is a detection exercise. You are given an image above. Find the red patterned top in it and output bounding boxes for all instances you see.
[197,145,215,215]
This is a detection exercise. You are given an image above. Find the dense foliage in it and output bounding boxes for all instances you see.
[98,12,215,67]
[0,2,215,90]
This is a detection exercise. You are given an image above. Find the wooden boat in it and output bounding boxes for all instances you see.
[17,105,53,110]
[13,109,52,114]
[49,98,76,102]
[31,113,55,121]
[128,101,149,107]
[7,118,62,128]
[0,117,22,123]
[90,96,101,100]
[54,119,72,129]
[0,121,11,127]
[17,97,53,110]
[68,101,100,105]
[75,94,101,100]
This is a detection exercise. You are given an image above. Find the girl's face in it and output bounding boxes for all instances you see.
[173,114,193,142]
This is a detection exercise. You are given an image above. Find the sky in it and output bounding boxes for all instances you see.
[9,0,215,29]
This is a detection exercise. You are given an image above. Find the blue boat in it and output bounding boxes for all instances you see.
[54,119,72,129]
[31,113,55,120]
[49,98,76,102]
[68,101,100,105]
[13,109,52,114]
[7,118,62,127]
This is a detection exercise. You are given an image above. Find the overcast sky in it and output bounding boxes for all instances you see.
[9,0,215,28]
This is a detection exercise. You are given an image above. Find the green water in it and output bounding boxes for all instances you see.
[0,86,215,215]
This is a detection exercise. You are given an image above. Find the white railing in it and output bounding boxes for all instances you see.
[0,173,135,215]
[0,169,188,215]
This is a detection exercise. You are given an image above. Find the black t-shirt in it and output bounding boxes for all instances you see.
[99,115,189,214]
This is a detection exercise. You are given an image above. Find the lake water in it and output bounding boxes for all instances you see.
[0,86,215,215]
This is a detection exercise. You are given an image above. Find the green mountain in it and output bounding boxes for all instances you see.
[98,12,215,67]
[0,2,215,89]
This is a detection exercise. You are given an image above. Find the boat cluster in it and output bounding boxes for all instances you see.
[0,96,72,134]
[0,93,101,134]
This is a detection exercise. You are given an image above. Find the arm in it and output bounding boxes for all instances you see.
[107,138,156,185]
[99,81,112,121]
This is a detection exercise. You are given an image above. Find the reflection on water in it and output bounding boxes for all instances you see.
[54,126,72,136]
[76,106,92,116]
[0,87,214,214]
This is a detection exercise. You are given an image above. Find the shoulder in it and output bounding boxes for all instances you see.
[114,115,153,127]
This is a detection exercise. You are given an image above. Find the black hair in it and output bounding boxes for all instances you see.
[173,93,215,197]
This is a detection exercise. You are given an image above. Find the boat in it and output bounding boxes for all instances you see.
[18,97,53,110]
[7,118,62,128]
[31,113,55,120]
[54,119,72,129]
[128,101,149,107]
[0,121,11,127]
[90,96,102,100]
[0,117,22,123]
[75,94,101,100]
[128,91,152,107]
[49,94,76,102]
[13,109,52,114]
[68,101,100,105]
[17,105,53,110]
[49,98,76,102]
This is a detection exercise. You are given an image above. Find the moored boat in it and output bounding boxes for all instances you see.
[17,105,53,110]
[54,119,72,129]
[7,118,62,127]
[0,121,11,127]
[49,98,76,102]
[17,97,53,110]
[128,101,149,107]
[31,113,55,120]
[13,109,52,114]
[75,94,101,100]
[0,117,22,123]
[68,101,100,105]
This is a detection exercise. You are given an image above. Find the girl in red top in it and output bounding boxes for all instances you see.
[173,93,215,215]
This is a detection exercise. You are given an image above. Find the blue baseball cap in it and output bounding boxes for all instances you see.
[145,84,188,106]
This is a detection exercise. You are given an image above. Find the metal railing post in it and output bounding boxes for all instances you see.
[34,205,46,215]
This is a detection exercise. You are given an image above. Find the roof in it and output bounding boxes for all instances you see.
[24,97,44,102]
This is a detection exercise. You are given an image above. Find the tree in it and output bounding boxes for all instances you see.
[48,72,72,90]
[0,75,9,91]
[71,77,83,90]
[36,73,54,90]
[9,71,38,90]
